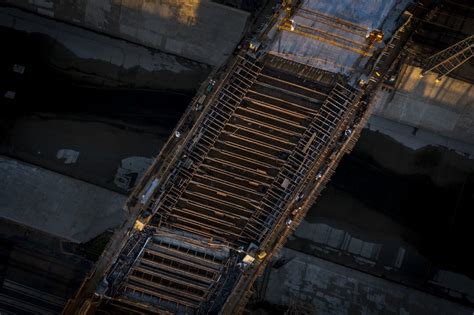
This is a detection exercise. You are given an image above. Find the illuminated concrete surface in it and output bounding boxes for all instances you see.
[374,66,474,144]
[0,0,250,66]
[268,0,411,73]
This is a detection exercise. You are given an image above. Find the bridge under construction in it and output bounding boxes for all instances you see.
[64,0,437,314]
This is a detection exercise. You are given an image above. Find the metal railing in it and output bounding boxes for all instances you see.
[421,34,474,79]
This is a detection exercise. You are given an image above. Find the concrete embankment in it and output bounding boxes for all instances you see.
[0,0,249,67]
[0,7,212,92]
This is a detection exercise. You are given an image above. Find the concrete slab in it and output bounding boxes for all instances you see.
[264,248,474,314]
[268,0,411,74]
[0,156,127,243]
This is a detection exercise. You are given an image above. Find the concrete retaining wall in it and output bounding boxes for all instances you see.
[374,65,474,145]
[0,7,211,92]
[265,248,473,314]
[0,0,249,66]
[0,156,127,243]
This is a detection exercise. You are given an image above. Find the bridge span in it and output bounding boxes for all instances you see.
[63,1,428,314]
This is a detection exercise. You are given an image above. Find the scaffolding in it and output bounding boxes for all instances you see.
[117,233,230,315]
[151,54,263,236]
[241,82,358,244]
[149,53,330,249]
[64,2,422,314]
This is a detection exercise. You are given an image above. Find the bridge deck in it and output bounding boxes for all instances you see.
[106,54,345,313]
[151,55,336,247]
[80,0,416,313]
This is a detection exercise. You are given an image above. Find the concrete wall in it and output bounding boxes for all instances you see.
[264,248,473,314]
[0,156,127,243]
[0,0,250,66]
[0,7,211,91]
[374,65,474,145]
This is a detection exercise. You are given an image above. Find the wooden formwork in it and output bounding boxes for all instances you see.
[222,11,419,315]
[99,53,343,314]
[146,54,332,249]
